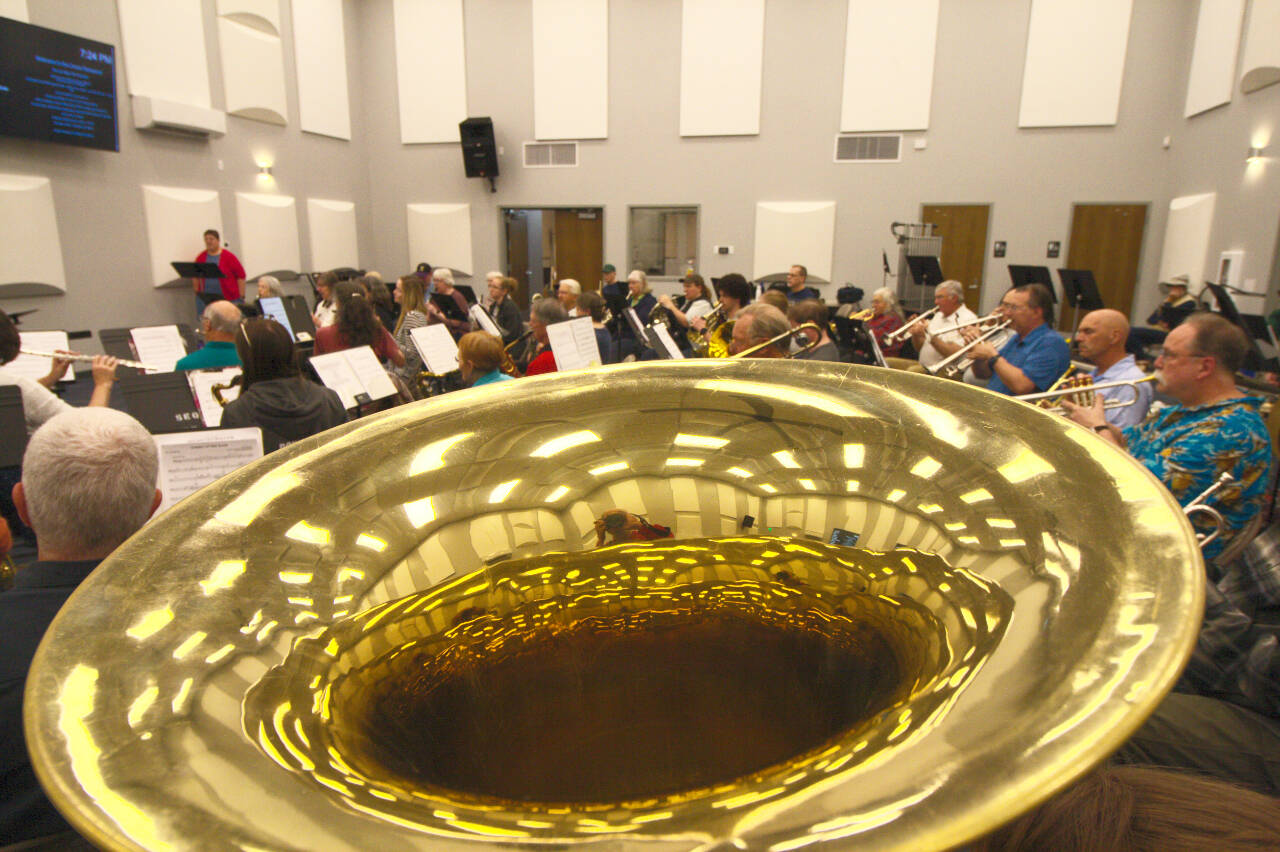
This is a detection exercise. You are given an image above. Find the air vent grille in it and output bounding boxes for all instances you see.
[523,141,579,168]
[834,134,902,163]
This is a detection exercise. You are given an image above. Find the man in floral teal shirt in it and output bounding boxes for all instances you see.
[1066,313,1271,562]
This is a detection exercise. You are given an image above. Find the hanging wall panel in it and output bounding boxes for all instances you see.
[1018,0,1133,127]
[0,175,65,296]
[407,203,473,276]
[306,199,359,272]
[840,0,939,132]
[291,0,352,139]
[680,0,764,137]
[141,186,222,288]
[1184,0,1246,117]
[217,17,288,125]
[393,0,467,143]
[236,193,301,277]
[116,0,213,108]
[1240,0,1280,93]
[753,202,837,282]
[532,0,608,140]
[1159,192,1217,295]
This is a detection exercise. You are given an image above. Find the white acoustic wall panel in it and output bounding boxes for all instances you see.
[393,0,467,144]
[680,0,764,136]
[1159,193,1217,296]
[532,0,608,140]
[1019,0,1133,127]
[236,193,301,277]
[216,0,281,32]
[840,0,940,132]
[291,0,351,139]
[407,203,473,276]
[0,1,28,22]
[141,186,221,288]
[117,0,213,108]
[1185,0,1246,117]
[1240,0,1280,93]
[217,18,288,125]
[306,199,359,272]
[0,175,65,296]
[752,202,837,283]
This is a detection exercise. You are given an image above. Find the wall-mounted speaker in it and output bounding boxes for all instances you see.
[459,117,499,179]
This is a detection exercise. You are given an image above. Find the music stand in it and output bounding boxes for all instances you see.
[0,385,27,466]
[282,295,317,343]
[98,327,143,379]
[1008,265,1056,300]
[1204,282,1274,372]
[171,261,222,280]
[430,293,469,323]
[1056,268,1104,332]
[118,372,206,434]
[455,284,477,305]
[905,255,944,289]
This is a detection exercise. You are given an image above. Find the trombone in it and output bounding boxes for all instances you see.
[924,319,1013,378]
[883,305,938,345]
[729,323,822,359]
[1184,471,1233,548]
[1015,374,1157,413]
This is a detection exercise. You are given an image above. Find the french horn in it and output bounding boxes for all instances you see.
[26,360,1203,851]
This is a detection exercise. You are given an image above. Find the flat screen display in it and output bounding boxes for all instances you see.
[0,17,118,152]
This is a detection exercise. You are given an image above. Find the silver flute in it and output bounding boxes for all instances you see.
[18,348,163,372]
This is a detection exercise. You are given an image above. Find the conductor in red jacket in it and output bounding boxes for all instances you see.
[192,229,246,312]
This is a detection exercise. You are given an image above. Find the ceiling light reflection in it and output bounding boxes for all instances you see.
[489,479,521,503]
[674,433,729,449]
[726,467,753,478]
[847,479,860,492]
[408,433,473,475]
[760,484,778,494]
[844,443,865,467]
[199,560,245,596]
[544,486,570,503]
[530,430,600,458]
[589,461,629,476]
[798,478,817,491]
[886,489,906,502]
[909,457,942,479]
[285,521,330,546]
[665,458,705,467]
[403,496,436,528]
[773,450,800,468]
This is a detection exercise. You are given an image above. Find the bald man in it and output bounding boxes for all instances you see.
[1073,309,1153,428]
[175,300,243,370]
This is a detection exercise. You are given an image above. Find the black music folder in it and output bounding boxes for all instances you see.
[98,327,142,379]
[906,255,944,288]
[430,292,469,322]
[119,372,205,434]
[282,295,317,343]
[0,385,27,466]
[171,261,222,278]
[1008,265,1057,300]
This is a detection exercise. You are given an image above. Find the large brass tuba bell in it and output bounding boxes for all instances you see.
[26,361,1203,851]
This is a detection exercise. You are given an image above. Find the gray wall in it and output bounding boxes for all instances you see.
[3,0,1279,345]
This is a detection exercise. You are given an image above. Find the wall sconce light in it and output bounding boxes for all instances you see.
[257,163,273,179]
[1247,146,1265,163]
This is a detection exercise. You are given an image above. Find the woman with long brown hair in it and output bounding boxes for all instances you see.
[392,274,429,391]
[314,281,406,368]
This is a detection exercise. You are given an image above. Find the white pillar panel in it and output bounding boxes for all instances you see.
[291,0,351,140]
[407,203,473,276]
[217,18,288,125]
[116,0,213,108]
[236,192,301,277]
[1240,0,1280,93]
[680,0,764,137]
[393,0,467,144]
[141,186,222,288]
[1184,0,1246,117]
[0,1,28,22]
[1159,193,1217,296]
[216,0,281,33]
[532,0,608,140]
[0,175,65,296]
[306,199,359,272]
[1018,0,1133,127]
[752,202,837,283]
[840,0,939,132]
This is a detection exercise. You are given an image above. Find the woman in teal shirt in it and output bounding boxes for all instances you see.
[459,331,513,387]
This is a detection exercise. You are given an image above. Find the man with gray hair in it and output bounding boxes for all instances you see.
[175,299,243,370]
[731,303,792,357]
[906,279,977,371]
[1,408,162,845]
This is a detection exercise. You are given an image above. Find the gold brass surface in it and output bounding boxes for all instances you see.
[26,360,1203,851]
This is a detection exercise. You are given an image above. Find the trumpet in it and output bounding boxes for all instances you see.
[1015,374,1157,413]
[730,322,822,359]
[18,347,163,373]
[924,319,1013,378]
[883,305,939,344]
[921,309,1006,342]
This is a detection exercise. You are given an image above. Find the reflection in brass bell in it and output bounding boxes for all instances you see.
[26,361,1203,851]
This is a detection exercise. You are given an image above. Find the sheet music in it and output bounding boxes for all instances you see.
[11,331,75,381]
[409,324,460,374]
[651,324,686,360]
[257,296,295,339]
[469,304,501,337]
[153,428,264,515]
[188,367,242,428]
[547,316,602,371]
[130,325,187,373]
[310,347,396,409]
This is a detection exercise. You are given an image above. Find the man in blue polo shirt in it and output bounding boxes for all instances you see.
[967,283,1069,395]
[175,301,243,371]
[785,265,820,302]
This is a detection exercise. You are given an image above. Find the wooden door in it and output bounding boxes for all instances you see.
[1062,204,1147,331]
[922,204,990,312]
[505,210,531,310]
[553,209,604,293]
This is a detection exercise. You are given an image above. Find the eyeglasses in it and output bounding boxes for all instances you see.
[1158,348,1206,361]
[998,301,1029,312]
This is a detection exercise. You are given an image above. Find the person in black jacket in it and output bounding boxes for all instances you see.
[221,318,347,451]
[484,271,524,344]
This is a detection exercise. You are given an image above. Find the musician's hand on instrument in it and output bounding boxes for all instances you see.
[959,326,980,343]
[658,294,674,309]
[968,341,998,361]
[39,351,74,387]
[91,355,119,386]
[690,317,707,332]
[1061,395,1107,431]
